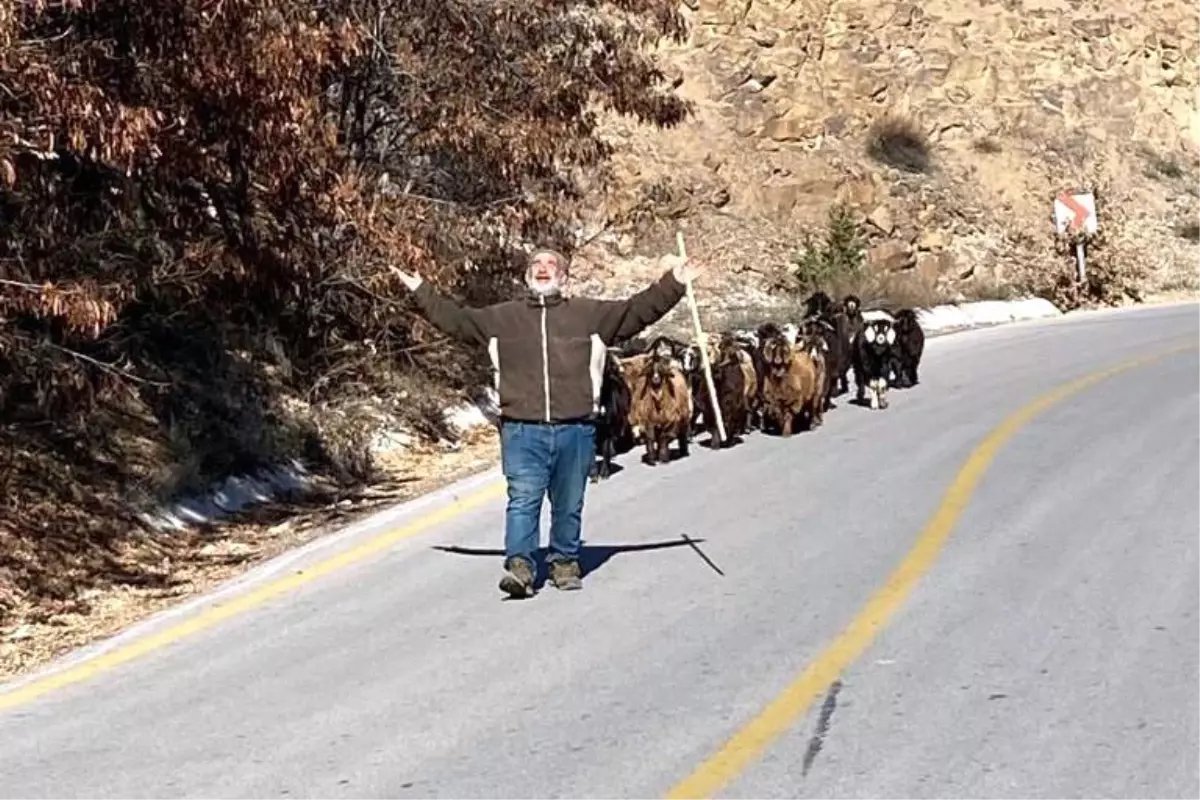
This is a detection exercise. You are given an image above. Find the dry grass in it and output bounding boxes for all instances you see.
[826,268,946,312]
[956,275,1022,302]
[695,301,812,334]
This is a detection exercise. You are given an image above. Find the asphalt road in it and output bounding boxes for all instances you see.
[1,302,1197,799]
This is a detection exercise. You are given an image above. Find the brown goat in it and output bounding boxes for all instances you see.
[734,340,759,417]
[795,332,828,428]
[696,333,756,447]
[627,348,692,465]
[760,333,819,437]
[618,351,651,381]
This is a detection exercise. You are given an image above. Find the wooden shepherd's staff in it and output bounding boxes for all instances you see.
[676,231,727,445]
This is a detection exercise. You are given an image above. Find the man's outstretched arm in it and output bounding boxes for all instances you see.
[393,268,491,346]
[594,258,705,344]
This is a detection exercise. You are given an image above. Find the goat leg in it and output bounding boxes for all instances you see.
[596,439,613,480]
[644,432,658,465]
[708,421,721,449]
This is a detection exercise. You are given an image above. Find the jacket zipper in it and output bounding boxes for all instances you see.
[539,297,551,422]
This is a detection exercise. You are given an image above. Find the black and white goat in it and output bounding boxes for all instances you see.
[853,318,897,410]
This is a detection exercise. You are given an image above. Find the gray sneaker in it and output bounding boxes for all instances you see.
[548,559,583,591]
[499,557,535,599]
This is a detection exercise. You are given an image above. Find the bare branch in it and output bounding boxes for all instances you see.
[44,343,169,387]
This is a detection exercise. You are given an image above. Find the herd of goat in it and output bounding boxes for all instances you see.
[589,290,927,481]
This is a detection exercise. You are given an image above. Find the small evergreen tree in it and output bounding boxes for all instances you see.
[791,202,866,293]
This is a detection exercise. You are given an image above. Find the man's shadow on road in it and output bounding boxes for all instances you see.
[432,536,718,591]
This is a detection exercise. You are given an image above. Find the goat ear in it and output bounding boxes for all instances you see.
[885,327,896,345]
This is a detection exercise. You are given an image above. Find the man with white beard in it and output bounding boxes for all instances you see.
[393,248,703,598]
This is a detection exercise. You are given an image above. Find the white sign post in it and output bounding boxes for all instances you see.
[1053,191,1098,284]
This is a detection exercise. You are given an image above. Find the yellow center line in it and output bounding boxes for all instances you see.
[0,482,506,712]
[664,342,1198,800]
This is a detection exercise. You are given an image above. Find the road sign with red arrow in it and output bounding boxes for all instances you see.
[1053,191,1098,236]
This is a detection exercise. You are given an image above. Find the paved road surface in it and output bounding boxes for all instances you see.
[1,303,1197,799]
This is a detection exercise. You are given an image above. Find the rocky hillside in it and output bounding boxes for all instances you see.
[568,0,1199,316]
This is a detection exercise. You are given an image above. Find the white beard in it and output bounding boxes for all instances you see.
[528,277,563,297]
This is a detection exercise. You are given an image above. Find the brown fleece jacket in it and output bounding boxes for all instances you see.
[411,269,687,423]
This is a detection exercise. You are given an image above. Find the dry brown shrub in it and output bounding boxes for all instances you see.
[865,112,933,175]
[1012,182,1150,311]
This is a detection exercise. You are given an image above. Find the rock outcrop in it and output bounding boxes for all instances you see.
[571,0,1199,309]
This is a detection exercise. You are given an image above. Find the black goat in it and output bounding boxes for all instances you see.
[590,351,634,482]
[800,315,846,409]
[803,290,837,320]
[801,289,852,401]
[842,294,864,348]
[891,309,925,389]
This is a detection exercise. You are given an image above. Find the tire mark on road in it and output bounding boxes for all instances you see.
[801,678,843,776]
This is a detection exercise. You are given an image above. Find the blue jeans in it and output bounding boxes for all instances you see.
[500,420,596,570]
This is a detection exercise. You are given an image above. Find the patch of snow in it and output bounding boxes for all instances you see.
[441,388,501,434]
[916,305,973,332]
[919,297,1062,334]
[444,402,490,432]
[138,462,315,534]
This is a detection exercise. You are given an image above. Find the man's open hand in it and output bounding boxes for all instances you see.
[672,257,705,285]
[390,266,423,291]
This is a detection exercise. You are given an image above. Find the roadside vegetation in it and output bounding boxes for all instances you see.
[0,0,690,653]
